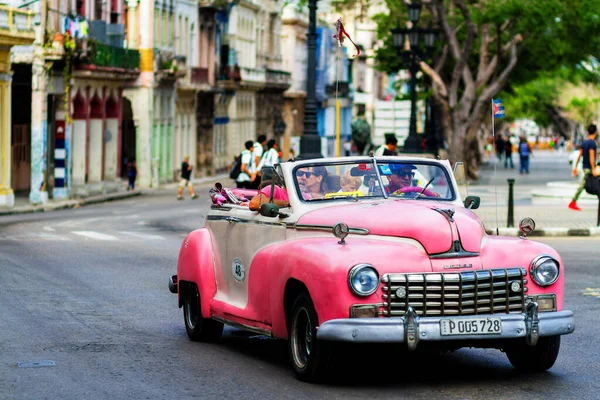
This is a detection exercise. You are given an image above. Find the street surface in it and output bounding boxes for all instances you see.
[1,155,599,399]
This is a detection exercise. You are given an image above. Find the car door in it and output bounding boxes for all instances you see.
[210,206,287,325]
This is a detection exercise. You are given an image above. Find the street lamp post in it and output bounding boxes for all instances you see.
[391,2,437,154]
[299,0,322,159]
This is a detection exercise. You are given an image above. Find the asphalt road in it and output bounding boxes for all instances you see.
[1,187,599,399]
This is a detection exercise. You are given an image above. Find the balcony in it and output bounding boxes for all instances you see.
[219,65,241,81]
[191,67,209,84]
[0,5,36,46]
[266,69,292,86]
[199,0,230,9]
[240,66,266,83]
[84,42,140,70]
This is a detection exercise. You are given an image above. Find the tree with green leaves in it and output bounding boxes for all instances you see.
[334,0,600,178]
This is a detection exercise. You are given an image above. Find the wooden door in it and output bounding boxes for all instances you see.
[11,124,30,192]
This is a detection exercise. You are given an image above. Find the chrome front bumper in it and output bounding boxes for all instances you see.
[317,304,574,349]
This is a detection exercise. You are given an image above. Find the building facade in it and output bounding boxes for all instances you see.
[1,4,36,207]
[2,0,321,209]
[281,4,307,160]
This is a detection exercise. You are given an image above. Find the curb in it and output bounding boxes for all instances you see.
[486,227,600,237]
[0,190,142,216]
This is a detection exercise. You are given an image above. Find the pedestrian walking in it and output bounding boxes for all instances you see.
[518,136,532,174]
[258,139,279,172]
[236,140,257,189]
[495,135,505,162]
[504,135,514,169]
[177,155,197,200]
[127,158,137,190]
[569,124,598,211]
[251,135,266,189]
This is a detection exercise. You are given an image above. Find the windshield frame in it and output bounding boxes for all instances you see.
[291,158,457,203]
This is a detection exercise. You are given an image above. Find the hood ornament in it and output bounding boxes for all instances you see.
[519,217,536,239]
[333,222,350,245]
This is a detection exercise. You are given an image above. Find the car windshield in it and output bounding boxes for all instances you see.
[293,160,454,202]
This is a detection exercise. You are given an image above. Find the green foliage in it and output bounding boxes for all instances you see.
[335,0,600,130]
[567,96,600,124]
[501,71,566,127]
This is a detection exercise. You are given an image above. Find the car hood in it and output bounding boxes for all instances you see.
[296,200,485,255]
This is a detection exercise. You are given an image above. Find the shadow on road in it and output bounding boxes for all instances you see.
[213,330,567,389]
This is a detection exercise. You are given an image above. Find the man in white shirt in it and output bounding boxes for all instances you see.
[253,134,266,167]
[251,134,266,189]
[236,140,257,189]
[258,139,280,171]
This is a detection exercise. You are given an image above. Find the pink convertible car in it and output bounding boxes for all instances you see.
[169,156,574,381]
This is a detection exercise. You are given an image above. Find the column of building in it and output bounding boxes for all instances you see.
[124,0,154,188]
[0,51,12,207]
[0,5,35,208]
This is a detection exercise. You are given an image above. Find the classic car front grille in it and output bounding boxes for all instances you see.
[380,268,527,317]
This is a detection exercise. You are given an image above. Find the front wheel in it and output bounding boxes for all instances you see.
[505,335,561,372]
[288,294,333,382]
[183,283,223,342]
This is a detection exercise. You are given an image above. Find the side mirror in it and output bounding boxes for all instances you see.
[259,202,280,218]
[464,196,480,210]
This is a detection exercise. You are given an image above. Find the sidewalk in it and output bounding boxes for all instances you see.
[470,151,600,236]
[0,174,229,217]
[1,164,598,236]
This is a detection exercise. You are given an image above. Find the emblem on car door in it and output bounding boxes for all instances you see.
[232,258,246,283]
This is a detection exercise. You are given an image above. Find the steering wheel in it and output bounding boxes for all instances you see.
[393,186,438,198]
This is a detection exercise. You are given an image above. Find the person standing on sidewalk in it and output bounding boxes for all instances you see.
[518,136,532,174]
[236,140,257,189]
[177,156,197,200]
[495,135,505,162]
[127,159,137,190]
[569,124,598,211]
[251,135,267,189]
[504,134,514,169]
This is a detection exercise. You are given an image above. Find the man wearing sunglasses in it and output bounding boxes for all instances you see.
[385,163,440,197]
[386,164,416,194]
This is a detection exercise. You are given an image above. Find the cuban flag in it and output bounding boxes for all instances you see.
[493,99,505,118]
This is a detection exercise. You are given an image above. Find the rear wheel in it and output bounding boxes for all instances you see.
[183,283,223,342]
[505,335,561,372]
[288,294,333,382]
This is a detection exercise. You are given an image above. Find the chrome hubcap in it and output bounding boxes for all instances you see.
[291,307,312,369]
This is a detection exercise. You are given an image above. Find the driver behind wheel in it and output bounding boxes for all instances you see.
[387,164,440,197]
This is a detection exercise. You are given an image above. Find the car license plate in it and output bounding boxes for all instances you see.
[440,317,502,336]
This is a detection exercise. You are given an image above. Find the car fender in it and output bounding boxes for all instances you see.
[481,236,565,310]
[264,237,431,339]
[177,228,220,318]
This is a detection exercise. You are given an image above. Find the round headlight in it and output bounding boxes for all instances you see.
[348,264,380,296]
[530,255,560,286]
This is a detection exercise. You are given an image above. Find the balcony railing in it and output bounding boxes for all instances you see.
[191,67,209,84]
[86,42,140,70]
[0,5,36,40]
[240,66,266,83]
[266,69,292,86]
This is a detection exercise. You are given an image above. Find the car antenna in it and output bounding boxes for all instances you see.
[492,98,500,235]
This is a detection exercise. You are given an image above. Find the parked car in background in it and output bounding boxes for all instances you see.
[169,156,575,382]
